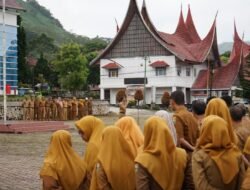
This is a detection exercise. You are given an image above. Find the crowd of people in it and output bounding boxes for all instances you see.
[22,96,93,121]
[39,90,250,190]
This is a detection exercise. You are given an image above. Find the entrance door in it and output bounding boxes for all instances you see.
[104,89,110,101]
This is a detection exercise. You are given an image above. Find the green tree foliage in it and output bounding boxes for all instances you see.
[239,55,250,99]
[52,43,89,92]
[17,15,31,84]
[220,51,231,64]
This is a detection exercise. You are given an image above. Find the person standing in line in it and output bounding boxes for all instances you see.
[45,97,51,121]
[191,100,206,130]
[78,99,84,119]
[135,116,187,190]
[34,96,39,120]
[51,98,57,121]
[28,96,35,120]
[84,98,89,116]
[75,116,105,189]
[170,90,199,190]
[72,97,78,120]
[40,130,87,190]
[154,110,178,146]
[22,96,29,120]
[241,137,250,189]
[115,116,144,158]
[90,127,136,190]
[119,96,128,119]
[192,115,245,190]
[230,105,250,151]
[205,98,238,144]
[88,97,93,115]
[62,98,68,121]
[67,99,72,120]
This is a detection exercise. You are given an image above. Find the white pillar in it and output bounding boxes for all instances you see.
[172,86,177,92]
[151,86,156,104]
[100,88,104,100]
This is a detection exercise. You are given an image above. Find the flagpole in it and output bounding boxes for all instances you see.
[2,0,7,124]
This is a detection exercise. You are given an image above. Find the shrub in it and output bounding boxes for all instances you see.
[161,91,170,108]
[134,89,143,101]
[116,89,126,103]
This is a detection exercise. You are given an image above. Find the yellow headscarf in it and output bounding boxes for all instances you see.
[115,116,144,157]
[90,126,135,190]
[135,116,187,190]
[196,115,241,184]
[244,137,250,154]
[205,98,237,143]
[40,130,86,190]
[75,116,105,173]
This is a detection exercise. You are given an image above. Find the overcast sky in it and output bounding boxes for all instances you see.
[35,0,250,43]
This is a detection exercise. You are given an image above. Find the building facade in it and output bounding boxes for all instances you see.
[91,0,247,104]
[0,0,23,94]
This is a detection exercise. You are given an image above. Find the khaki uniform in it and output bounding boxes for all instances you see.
[67,101,72,120]
[88,99,93,115]
[29,98,35,120]
[45,99,51,120]
[34,98,39,120]
[78,100,84,119]
[51,100,57,120]
[56,100,64,121]
[192,149,245,190]
[72,99,78,120]
[173,106,199,190]
[38,99,46,120]
[22,99,29,120]
[63,100,68,120]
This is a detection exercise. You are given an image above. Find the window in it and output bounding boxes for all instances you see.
[156,67,166,76]
[177,67,181,76]
[109,69,118,78]
[194,68,197,77]
[186,67,191,77]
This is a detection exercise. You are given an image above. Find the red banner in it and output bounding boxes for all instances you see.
[6,84,11,95]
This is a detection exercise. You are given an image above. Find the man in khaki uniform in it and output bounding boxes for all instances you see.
[78,99,84,119]
[45,97,52,120]
[71,97,78,120]
[63,98,68,120]
[22,96,29,120]
[29,96,35,120]
[67,99,72,120]
[38,97,46,120]
[34,96,39,120]
[56,97,64,120]
[51,98,57,120]
[88,97,93,115]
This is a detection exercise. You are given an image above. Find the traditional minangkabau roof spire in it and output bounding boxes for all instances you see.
[141,0,161,37]
[185,5,201,43]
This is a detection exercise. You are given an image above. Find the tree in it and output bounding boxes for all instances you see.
[17,15,31,84]
[52,43,89,94]
[239,55,250,99]
[86,52,100,85]
[116,89,126,103]
[220,51,231,64]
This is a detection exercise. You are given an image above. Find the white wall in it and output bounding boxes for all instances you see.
[0,11,18,27]
[100,56,208,104]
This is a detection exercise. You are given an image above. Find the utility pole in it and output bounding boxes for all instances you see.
[143,56,147,105]
[2,0,7,124]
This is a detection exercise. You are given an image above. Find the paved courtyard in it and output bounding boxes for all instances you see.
[0,107,155,190]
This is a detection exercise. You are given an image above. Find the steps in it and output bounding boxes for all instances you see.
[0,121,70,134]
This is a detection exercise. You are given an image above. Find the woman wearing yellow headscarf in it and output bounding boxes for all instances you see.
[192,115,245,190]
[205,98,237,144]
[75,116,105,188]
[135,116,187,190]
[90,126,136,190]
[241,137,250,190]
[40,130,87,190]
[115,116,144,157]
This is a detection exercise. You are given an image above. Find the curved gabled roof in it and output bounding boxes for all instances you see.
[90,0,176,66]
[90,0,220,65]
[0,0,24,11]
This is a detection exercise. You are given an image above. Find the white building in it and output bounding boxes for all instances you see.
[90,0,246,105]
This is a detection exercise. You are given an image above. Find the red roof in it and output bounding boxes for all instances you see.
[0,0,24,10]
[192,24,245,90]
[90,0,220,66]
[102,62,122,69]
[150,61,169,67]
